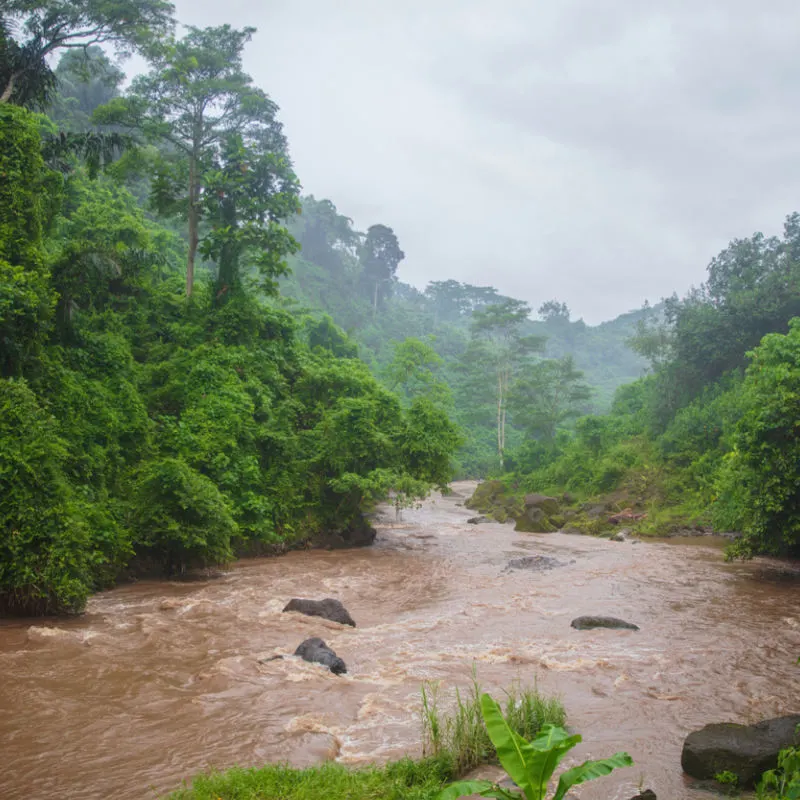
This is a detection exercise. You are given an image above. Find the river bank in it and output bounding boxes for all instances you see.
[1,482,798,799]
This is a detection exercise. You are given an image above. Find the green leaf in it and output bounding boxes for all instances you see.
[552,752,634,800]
[480,694,538,795]
[436,780,502,799]
[525,725,582,799]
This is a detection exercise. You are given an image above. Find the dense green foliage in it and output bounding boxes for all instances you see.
[757,745,800,799]
[506,216,800,558]
[0,22,460,615]
[282,197,650,476]
[4,0,799,620]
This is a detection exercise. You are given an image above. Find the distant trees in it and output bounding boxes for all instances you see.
[538,300,570,322]
[360,223,404,314]
[509,356,591,444]
[467,300,544,468]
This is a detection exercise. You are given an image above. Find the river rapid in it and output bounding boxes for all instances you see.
[1,482,799,800]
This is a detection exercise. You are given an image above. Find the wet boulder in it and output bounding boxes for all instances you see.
[283,598,356,627]
[681,715,800,786]
[571,616,639,631]
[294,637,347,675]
[629,792,656,800]
[467,515,490,524]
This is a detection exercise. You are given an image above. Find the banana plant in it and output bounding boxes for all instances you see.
[438,694,632,800]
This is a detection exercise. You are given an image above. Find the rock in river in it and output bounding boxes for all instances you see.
[467,516,489,524]
[294,637,347,675]
[681,715,800,786]
[505,555,569,572]
[571,615,639,631]
[283,598,356,627]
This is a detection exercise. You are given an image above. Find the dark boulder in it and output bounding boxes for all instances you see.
[681,715,800,786]
[283,598,356,627]
[294,637,347,675]
[629,792,656,800]
[571,616,639,631]
[467,516,490,524]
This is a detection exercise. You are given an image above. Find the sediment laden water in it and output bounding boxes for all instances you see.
[1,483,799,799]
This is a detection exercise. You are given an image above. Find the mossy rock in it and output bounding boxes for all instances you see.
[524,493,560,515]
[465,480,507,511]
[514,515,558,533]
[514,505,558,533]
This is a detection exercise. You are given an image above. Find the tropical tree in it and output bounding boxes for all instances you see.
[715,318,800,558]
[509,355,591,443]
[200,132,299,302]
[96,24,284,296]
[468,299,544,467]
[0,0,174,107]
[384,336,451,405]
[360,223,404,314]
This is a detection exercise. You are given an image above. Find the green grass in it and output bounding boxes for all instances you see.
[421,674,566,775]
[165,758,453,800]
[164,677,565,799]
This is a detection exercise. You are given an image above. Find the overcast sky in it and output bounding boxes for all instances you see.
[163,0,799,324]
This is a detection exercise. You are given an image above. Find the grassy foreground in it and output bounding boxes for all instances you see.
[165,681,565,800]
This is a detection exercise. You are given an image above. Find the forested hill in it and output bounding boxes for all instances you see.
[277,196,655,473]
[0,16,461,616]
[280,194,650,413]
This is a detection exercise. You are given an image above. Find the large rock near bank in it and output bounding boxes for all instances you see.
[283,598,356,627]
[571,615,639,631]
[681,715,800,786]
[312,517,376,549]
[294,637,347,675]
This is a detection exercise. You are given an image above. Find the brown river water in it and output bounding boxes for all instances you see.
[1,482,799,800]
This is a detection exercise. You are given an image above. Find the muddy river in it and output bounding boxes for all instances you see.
[1,482,798,799]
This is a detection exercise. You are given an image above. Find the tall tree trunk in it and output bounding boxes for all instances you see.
[497,371,504,468]
[0,71,21,104]
[186,155,198,297]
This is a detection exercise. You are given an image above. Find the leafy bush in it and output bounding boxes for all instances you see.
[715,319,800,556]
[0,379,129,613]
